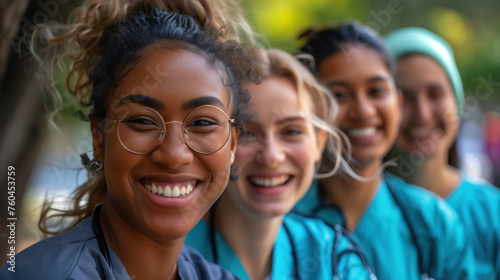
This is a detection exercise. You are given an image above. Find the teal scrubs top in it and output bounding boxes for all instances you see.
[0,218,240,280]
[293,174,476,280]
[447,176,500,279]
[185,214,375,279]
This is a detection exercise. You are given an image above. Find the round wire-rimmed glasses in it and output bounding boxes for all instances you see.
[105,105,234,155]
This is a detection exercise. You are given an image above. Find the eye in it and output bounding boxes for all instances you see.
[331,91,349,102]
[428,88,444,100]
[280,124,307,141]
[284,128,303,136]
[369,86,388,97]
[328,86,349,102]
[123,116,159,127]
[188,118,218,127]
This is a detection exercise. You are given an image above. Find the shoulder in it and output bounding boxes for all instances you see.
[283,214,355,260]
[385,174,456,215]
[449,176,500,228]
[458,176,500,200]
[177,245,240,280]
[284,215,374,279]
[384,174,463,233]
[283,214,338,244]
[1,218,110,280]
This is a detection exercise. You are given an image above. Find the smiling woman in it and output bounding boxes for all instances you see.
[185,49,376,280]
[386,27,500,279]
[292,22,476,280]
[0,0,260,279]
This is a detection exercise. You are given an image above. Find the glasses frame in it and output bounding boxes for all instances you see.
[106,105,234,155]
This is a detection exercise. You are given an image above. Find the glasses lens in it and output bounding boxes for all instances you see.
[183,105,231,154]
[117,107,163,154]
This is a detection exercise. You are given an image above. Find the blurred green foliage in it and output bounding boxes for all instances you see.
[241,0,500,105]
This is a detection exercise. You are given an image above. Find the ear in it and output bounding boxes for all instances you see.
[314,129,328,163]
[90,119,104,163]
[230,127,240,159]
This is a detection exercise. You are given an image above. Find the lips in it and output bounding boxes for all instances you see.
[248,175,290,188]
[141,180,198,198]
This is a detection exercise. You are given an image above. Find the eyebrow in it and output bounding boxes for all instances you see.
[249,115,307,127]
[119,95,164,110]
[277,115,307,124]
[182,96,226,111]
[367,75,391,83]
[325,75,391,88]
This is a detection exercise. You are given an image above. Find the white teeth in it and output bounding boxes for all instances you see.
[172,186,180,197]
[144,182,196,198]
[348,127,376,137]
[250,175,289,187]
[164,186,172,197]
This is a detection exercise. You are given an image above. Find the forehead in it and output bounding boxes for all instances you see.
[247,76,308,125]
[319,46,391,83]
[396,54,449,86]
[110,46,230,111]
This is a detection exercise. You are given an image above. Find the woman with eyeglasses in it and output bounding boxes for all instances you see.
[0,0,260,279]
[186,49,376,280]
[292,22,476,280]
[385,27,500,279]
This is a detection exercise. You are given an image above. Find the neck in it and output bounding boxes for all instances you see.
[100,203,183,280]
[211,193,282,280]
[400,151,460,198]
[320,162,382,232]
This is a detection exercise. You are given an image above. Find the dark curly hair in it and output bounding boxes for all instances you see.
[39,6,260,236]
[298,22,395,76]
[79,7,258,133]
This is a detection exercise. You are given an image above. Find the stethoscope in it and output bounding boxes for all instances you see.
[209,203,377,280]
[308,173,432,280]
[291,209,377,280]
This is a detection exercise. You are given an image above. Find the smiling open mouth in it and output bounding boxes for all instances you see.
[248,175,291,188]
[142,181,199,198]
[347,127,377,137]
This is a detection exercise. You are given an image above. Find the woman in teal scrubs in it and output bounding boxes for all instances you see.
[186,49,375,279]
[385,27,500,279]
[292,22,476,280]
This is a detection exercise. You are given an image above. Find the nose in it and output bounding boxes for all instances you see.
[256,131,286,168]
[413,94,432,123]
[151,123,193,169]
[347,93,376,120]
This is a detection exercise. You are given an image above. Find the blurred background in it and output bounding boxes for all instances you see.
[1,0,499,262]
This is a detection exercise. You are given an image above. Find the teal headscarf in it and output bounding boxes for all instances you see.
[385,27,464,113]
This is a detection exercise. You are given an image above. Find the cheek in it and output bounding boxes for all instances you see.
[103,136,138,182]
[202,149,233,194]
[336,106,349,126]
[233,145,257,170]
[385,99,402,129]
[288,140,318,174]
[401,103,414,125]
